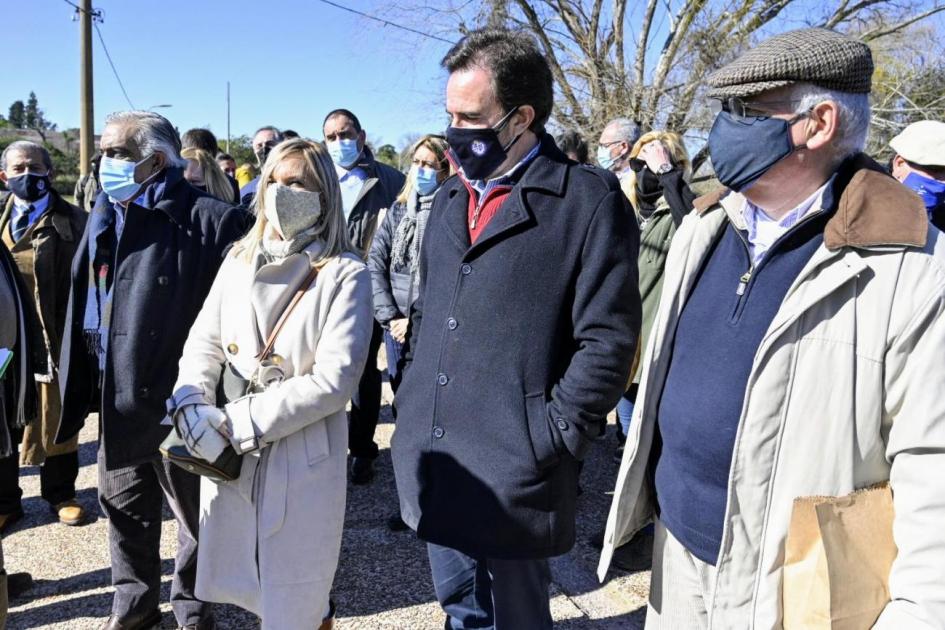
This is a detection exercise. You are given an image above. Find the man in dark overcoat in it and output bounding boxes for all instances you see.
[391,28,641,628]
[56,110,249,630]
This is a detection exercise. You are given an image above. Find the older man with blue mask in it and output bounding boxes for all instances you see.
[889,120,945,232]
[56,110,250,630]
[322,108,405,485]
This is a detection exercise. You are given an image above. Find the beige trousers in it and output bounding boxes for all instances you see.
[645,520,718,630]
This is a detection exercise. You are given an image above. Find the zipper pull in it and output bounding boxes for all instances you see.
[736,271,752,296]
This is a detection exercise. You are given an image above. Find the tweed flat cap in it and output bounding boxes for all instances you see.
[890,120,945,167]
[707,28,873,99]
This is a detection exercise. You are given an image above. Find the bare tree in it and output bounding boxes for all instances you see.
[386,0,945,170]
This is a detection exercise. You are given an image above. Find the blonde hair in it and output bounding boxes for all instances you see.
[182,147,236,203]
[232,138,354,264]
[625,130,691,215]
[395,135,451,205]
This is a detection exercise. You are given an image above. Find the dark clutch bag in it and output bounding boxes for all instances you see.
[159,362,248,483]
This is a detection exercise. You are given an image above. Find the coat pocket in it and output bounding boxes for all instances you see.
[302,420,330,466]
[524,393,559,471]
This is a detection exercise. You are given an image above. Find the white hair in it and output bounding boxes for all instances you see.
[789,83,870,162]
[104,110,187,167]
[1,140,52,172]
[603,117,642,144]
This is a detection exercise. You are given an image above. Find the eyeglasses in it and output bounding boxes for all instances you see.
[710,97,802,120]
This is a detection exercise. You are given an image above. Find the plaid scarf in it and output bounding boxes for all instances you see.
[390,191,435,274]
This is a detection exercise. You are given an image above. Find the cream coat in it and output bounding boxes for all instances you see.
[171,242,373,628]
[599,166,945,629]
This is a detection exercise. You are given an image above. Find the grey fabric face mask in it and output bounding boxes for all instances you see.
[263,183,322,239]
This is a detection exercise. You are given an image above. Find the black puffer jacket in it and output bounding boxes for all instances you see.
[368,200,414,326]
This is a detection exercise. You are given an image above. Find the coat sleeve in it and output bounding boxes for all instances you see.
[874,279,945,629]
[546,189,641,461]
[212,206,253,259]
[225,264,374,449]
[368,205,401,327]
[400,212,430,375]
[168,257,230,409]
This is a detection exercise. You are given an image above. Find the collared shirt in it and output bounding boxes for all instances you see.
[10,192,50,233]
[742,183,828,264]
[336,164,367,219]
[468,140,542,207]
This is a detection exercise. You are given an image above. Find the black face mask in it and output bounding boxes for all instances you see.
[635,167,662,198]
[7,172,51,202]
[255,147,270,168]
[445,107,524,181]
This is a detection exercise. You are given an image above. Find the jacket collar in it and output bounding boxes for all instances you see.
[1,190,76,243]
[350,145,382,181]
[693,153,928,251]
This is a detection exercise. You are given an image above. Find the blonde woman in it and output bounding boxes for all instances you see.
[166,138,373,628]
[182,147,237,203]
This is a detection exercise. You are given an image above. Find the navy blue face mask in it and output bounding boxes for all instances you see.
[445,107,523,181]
[7,172,51,202]
[707,110,808,192]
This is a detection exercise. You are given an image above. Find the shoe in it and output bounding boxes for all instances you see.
[178,618,215,630]
[613,445,624,465]
[349,457,375,485]
[610,530,655,573]
[52,499,88,526]
[0,508,23,534]
[319,599,336,630]
[100,609,162,630]
[387,514,409,532]
[7,571,33,599]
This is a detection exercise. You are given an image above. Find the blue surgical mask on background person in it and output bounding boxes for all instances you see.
[903,172,945,215]
[596,144,624,172]
[99,155,152,203]
[414,166,439,196]
[7,172,51,203]
[328,139,361,169]
[707,109,808,192]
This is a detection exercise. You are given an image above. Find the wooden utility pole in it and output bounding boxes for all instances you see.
[226,81,231,154]
[79,0,94,177]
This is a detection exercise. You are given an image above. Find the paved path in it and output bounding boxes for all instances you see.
[5,381,649,628]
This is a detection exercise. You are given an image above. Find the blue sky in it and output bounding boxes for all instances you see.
[4,1,455,148]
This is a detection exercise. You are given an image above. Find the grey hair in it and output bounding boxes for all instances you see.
[1,140,52,172]
[253,125,284,143]
[603,118,642,144]
[104,110,187,167]
[789,83,870,161]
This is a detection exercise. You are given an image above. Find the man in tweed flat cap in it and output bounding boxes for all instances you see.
[601,27,945,629]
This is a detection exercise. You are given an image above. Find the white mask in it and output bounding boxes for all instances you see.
[263,183,322,239]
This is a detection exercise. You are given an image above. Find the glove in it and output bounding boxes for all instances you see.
[176,404,231,462]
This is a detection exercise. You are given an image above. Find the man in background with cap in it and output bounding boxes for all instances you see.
[890,120,945,231]
[600,28,945,628]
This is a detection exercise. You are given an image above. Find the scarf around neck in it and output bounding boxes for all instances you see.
[390,191,435,273]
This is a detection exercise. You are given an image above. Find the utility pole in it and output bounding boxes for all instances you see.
[226,81,231,154]
[79,0,94,177]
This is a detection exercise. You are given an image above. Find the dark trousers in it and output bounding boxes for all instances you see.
[349,320,383,459]
[0,439,78,513]
[384,329,405,393]
[98,449,209,625]
[427,543,553,630]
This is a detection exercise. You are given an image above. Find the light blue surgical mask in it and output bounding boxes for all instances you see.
[100,155,148,203]
[597,143,624,172]
[414,166,440,196]
[327,138,361,169]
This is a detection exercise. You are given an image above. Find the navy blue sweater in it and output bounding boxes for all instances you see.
[654,207,829,565]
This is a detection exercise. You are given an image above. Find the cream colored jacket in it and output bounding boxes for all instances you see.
[599,162,945,629]
[171,242,373,627]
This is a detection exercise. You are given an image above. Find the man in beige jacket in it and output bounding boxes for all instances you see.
[600,28,945,629]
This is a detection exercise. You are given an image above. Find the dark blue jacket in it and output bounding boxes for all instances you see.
[56,173,250,469]
[392,135,641,559]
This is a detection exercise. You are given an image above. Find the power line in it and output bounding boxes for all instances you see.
[93,22,135,110]
[315,0,456,45]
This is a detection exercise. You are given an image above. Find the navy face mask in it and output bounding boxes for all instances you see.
[446,107,523,181]
[7,172,51,202]
[707,110,808,192]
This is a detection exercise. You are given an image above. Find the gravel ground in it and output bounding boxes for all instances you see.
[4,367,649,629]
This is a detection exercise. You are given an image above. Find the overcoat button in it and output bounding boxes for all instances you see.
[461,264,472,275]
[157,275,169,286]
[138,387,150,398]
[271,354,283,365]
[447,318,457,330]
[437,373,449,386]
[433,426,445,439]
[227,343,239,355]
[149,329,158,339]
[556,419,569,431]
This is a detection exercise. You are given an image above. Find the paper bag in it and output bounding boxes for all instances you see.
[783,483,897,630]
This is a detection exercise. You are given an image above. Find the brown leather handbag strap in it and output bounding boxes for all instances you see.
[255,264,320,360]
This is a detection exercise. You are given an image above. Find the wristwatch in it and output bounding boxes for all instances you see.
[656,163,674,175]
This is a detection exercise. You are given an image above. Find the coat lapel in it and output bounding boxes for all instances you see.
[466,186,533,257]
[441,182,472,253]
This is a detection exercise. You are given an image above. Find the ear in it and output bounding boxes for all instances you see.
[0,172,7,184]
[514,105,536,134]
[802,101,839,151]
[357,130,367,149]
